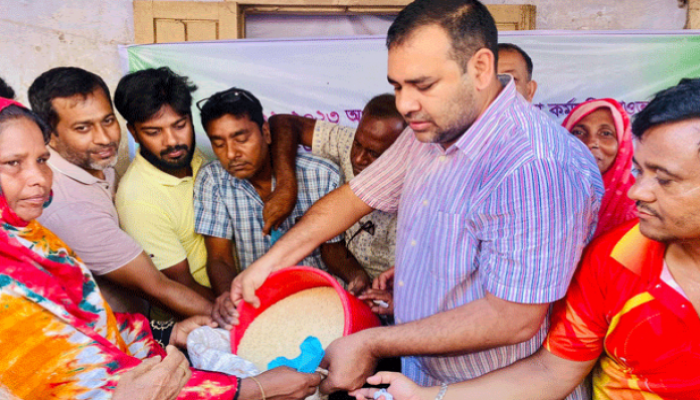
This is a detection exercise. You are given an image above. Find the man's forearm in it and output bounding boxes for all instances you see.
[269,115,301,193]
[262,184,374,272]
[207,259,238,296]
[439,348,595,400]
[365,293,549,359]
[155,275,213,317]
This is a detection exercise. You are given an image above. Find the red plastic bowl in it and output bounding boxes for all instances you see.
[231,266,380,355]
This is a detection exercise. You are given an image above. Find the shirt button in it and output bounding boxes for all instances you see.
[655,284,661,289]
[439,156,447,162]
[422,200,428,206]
[410,240,417,246]
[398,280,404,287]
[681,304,686,308]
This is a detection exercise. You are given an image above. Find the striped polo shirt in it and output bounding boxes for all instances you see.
[350,76,603,385]
[546,221,700,399]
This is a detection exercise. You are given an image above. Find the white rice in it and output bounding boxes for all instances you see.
[237,287,345,371]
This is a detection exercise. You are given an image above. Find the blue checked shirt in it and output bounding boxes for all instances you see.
[194,151,343,271]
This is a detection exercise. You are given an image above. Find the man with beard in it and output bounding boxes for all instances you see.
[230,0,602,396]
[351,77,700,400]
[114,67,214,302]
[28,67,213,318]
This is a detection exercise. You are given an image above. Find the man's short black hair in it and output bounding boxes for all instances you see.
[0,105,51,144]
[363,94,406,127]
[0,77,15,99]
[28,67,111,132]
[199,87,265,132]
[386,0,498,71]
[498,43,534,80]
[632,78,700,139]
[114,67,197,126]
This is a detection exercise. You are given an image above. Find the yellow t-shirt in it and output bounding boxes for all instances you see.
[115,149,210,288]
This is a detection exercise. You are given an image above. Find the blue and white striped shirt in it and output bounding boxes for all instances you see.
[194,151,343,271]
[350,76,603,386]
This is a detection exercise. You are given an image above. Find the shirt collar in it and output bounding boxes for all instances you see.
[610,223,665,280]
[133,148,205,187]
[448,74,517,157]
[48,147,110,186]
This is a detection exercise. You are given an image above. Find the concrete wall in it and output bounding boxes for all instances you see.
[0,0,688,171]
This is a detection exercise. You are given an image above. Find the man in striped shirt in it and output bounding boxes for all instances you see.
[230,0,603,395]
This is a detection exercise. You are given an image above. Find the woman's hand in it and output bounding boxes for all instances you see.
[240,366,322,400]
[170,315,218,348]
[349,372,428,400]
[114,345,191,400]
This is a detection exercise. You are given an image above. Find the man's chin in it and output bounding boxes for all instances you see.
[638,222,673,243]
[89,156,118,171]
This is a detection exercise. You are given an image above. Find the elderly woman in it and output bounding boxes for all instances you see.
[0,98,320,400]
[562,98,637,238]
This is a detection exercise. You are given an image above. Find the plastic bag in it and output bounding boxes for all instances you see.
[187,326,261,378]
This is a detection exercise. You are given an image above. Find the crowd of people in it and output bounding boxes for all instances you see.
[0,0,698,399]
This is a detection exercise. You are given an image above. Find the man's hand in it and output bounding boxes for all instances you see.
[373,267,395,291]
[350,372,429,400]
[170,315,218,348]
[346,268,372,296]
[114,346,191,400]
[241,366,322,400]
[263,184,297,236]
[319,330,379,394]
[212,291,239,329]
[230,258,277,309]
[358,288,394,315]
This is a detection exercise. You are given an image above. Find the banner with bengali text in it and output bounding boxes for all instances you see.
[120,30,700,159]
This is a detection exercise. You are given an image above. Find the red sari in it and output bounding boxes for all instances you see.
[0,98,238,400]
[563,99,637,238]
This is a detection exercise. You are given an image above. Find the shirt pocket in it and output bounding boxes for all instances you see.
[428,211,472,282]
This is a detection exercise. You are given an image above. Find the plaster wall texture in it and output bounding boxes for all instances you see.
[0,0,688,172]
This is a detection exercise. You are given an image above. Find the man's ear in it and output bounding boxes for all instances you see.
[526,80,538,103]
[467,48,496,91]
[48,131,59,148]
[262,121,271,145]
[127,123,139,143]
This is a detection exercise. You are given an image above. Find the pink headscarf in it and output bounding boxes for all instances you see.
[563,98,637,238]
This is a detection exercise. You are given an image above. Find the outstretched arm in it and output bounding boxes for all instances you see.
[264,115,317,234]
[320,291,550,393]
[351,347,594,400]
[104,252,213,318]
[231,183,373,307]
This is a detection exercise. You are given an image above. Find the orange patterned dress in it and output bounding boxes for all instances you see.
[0,195,238,400]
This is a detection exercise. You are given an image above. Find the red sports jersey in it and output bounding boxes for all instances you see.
[545,221,700,400]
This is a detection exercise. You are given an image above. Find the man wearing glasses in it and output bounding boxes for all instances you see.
[194,87,371,328]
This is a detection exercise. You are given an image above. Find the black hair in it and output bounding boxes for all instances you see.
[386,0,498,71]
[363,94,406,127]
[632,78,700,139]
[498,43,534,80]
[114,67,197,126]
[0,105,52,144]
[199,87,264,132]
[0,77,15,99]
[28,67,111,132]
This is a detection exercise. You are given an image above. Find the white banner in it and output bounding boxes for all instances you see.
[120,30,700,158]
